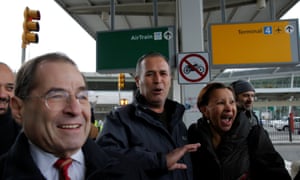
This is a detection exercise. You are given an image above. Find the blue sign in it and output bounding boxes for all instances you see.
[264,26,272,35]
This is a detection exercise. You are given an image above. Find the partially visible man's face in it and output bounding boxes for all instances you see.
[236,91,255,111]
[13,61,91,157]
[0,64,14,115]
[135,56,171,112]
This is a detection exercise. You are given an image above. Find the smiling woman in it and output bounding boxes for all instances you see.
[187,82,291,180]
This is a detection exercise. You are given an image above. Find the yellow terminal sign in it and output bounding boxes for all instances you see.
[22,7,41,48]
[210,19,299,67]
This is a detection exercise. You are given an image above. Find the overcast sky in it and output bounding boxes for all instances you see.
[0,1,299,73]
[0,0,95,72]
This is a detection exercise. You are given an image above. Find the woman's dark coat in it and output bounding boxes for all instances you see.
[188,112,291,180]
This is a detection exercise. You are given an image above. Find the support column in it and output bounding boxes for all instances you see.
[176,0,205,127]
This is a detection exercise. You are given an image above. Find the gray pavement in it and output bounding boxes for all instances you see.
[263,125,300,178]
[273,142,300,178]
[263,125,300,162]
[274,143,300,162]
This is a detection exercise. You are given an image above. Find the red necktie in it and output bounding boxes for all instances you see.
[54,158,72,180]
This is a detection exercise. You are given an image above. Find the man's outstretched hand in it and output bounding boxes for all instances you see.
[166,143,200,170]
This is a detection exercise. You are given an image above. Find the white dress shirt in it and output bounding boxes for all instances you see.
[29,141,86,180]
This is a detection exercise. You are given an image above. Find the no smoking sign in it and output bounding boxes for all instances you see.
[178,52,210,84]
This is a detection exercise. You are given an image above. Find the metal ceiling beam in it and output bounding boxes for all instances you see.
[276,0,299,18]
[66,0,257,16]
[226,6,238,22]
[67,2,176,16]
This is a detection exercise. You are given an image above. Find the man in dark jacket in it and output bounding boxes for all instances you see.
[96,52,200,180]
[0,53,147,180]
[0,62,21,156]
[230,79,260,126]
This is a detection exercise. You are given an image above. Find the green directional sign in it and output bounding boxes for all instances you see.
[96,26,175,73]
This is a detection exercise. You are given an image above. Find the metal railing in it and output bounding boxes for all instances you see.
[262,121,300,144]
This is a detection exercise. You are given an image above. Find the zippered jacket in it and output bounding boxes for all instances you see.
[96,92,192,180]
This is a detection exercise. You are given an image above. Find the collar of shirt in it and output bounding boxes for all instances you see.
[29,140,85,179]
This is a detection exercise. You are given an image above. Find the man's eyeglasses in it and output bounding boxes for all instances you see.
[25,90,89,111]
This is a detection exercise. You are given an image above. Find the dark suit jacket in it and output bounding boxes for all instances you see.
[0,107,21,156]
[0,132,148,180]
[295,170,300,180]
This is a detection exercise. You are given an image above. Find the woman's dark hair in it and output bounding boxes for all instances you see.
[197,82,233,111]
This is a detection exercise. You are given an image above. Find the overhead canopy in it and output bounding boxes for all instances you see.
[54,0,300,80]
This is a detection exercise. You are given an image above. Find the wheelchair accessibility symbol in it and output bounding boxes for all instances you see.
[178,53,209,83]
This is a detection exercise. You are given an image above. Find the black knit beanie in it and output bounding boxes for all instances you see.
[230,80,255,95]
